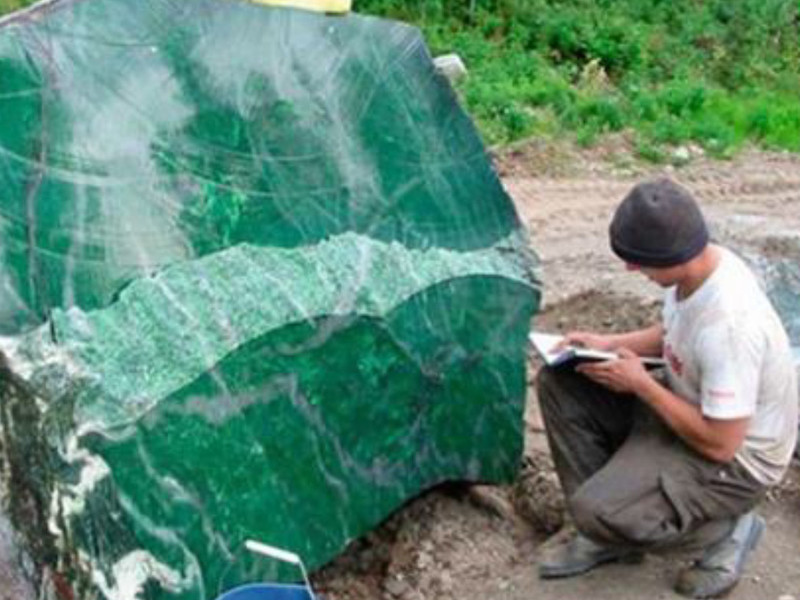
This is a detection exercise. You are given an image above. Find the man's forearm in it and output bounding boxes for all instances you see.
[608,324,664,357]
[635,377,744,463]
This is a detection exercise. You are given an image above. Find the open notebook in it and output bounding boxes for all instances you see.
[529,332,666,368]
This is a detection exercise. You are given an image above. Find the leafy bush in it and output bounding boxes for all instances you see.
[357,0,800,158]
[0,0,32,14]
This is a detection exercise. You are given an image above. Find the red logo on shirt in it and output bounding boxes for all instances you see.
[664,343,684,376]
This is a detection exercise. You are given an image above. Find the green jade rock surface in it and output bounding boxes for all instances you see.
[0,1,540,599]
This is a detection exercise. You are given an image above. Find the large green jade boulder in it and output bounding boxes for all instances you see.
[0,1,539,599]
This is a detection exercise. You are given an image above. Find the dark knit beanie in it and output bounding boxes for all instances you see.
[609,178,709,267]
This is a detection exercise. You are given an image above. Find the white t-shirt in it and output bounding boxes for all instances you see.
[662,246,798,486]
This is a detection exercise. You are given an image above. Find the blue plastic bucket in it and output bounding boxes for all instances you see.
[216,583,313,600]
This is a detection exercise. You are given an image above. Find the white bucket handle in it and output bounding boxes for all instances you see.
[245,540,316,600]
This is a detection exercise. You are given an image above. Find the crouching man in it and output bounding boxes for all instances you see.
[536,179,798,598]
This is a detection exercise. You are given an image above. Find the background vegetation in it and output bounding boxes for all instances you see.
[2,0,799,159]
[0,0,31,16]
[357,0,800,159]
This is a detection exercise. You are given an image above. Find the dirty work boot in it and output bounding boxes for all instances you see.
[538,529,643,579]
[675,511,766,598]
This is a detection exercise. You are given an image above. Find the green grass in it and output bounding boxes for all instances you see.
[0,0,32,15]
[2,0,799,159]
[357,0,800,159]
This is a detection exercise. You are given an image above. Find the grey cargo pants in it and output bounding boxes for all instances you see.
[537,366,766,551]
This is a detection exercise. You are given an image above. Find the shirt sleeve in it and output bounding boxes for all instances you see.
[695,319,764,420]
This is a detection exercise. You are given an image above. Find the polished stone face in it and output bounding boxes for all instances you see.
[762,258,800,349]
[0,1,540,599]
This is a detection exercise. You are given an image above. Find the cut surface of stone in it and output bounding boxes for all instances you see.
[0,1,540,599]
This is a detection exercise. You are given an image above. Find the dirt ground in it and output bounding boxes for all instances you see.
[313,139,800,600]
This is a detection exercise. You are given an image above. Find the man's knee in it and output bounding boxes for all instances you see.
[535,365,556,391]
[535,366,566,408]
